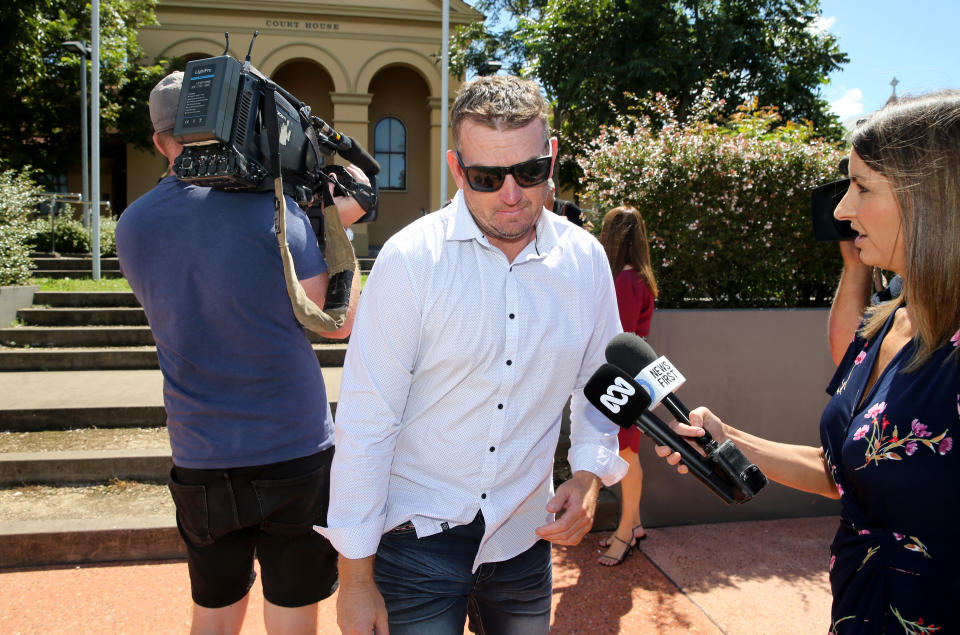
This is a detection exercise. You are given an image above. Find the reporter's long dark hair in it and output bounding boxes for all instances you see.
[599,205,658,299]
[852,89,960,369]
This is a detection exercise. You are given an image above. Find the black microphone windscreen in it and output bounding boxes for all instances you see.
[338,135,381,176]
[606,332,658,376]
[584,363,653,428]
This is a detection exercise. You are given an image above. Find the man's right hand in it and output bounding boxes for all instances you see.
[337,555,389,634]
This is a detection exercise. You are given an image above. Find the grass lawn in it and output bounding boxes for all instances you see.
[30,277,132,292]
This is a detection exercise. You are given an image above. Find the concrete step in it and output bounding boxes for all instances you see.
[31,270,126,279]
[31,256,121,271]
[33,291,138,308]
[0,448,172,485]
[0,326,156,347]
[0,343,347,371]
[0,482,182,567]
[0,427,169,454]
[17,307,147,326]
[0,325,343,348]
[0,406,167,432]
[0,517,184,568]
[0,346,159,371]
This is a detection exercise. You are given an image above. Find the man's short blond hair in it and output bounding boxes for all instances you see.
[450,75,550,151]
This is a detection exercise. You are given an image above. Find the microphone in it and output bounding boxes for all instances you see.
[585,363,757,504]
[605,332,696,428]
[594,335,768,503]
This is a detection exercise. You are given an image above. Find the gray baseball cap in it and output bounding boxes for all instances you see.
[149,71,183,133]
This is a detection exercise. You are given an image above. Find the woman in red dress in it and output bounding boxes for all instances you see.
[596,205,658,566]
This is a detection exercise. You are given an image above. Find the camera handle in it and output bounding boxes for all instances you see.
[264,84,356,333]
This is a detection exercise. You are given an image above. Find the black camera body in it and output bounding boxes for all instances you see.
[810,158,855,241]
[171,54,379,222]
[810,178,856,241]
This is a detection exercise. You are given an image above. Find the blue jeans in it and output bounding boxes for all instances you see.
[374,512,552,634]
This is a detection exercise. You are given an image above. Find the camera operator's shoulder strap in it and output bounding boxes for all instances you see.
[263,85,355,334]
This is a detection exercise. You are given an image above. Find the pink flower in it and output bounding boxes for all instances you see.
[854,351,867,365]
[911,419,932,437]
[940,437,953,455]
[864,402,887,420]
[951,329,960,347]
[905,441,918,456]
[894,533,904,540]
[852,424,871,441]
[836,484,844,496]
[858,529,871,535]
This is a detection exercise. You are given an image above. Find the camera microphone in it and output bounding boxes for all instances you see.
[311,118,380,177]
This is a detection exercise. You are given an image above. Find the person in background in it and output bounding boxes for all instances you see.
[657,90,960,632]
[545,178,584,226]
[595,205,658,566]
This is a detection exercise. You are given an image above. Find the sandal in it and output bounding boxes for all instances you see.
[597,535,635,567]
[599,525,647,548]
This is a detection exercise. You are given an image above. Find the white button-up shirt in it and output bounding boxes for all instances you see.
[318,191,628,571]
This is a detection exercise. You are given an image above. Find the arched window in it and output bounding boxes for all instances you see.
[374,117,406,190]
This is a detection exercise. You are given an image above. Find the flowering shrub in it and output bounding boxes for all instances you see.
[0,170,43,286]
[579,91,846,308]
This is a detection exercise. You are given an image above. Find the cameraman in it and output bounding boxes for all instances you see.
[115,71,364,634]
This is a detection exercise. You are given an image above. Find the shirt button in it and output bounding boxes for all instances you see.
[506,360,512,366]
[509,313,515,319]
[489,446,495,452]
[481,493,487,499]
[497,404,503,410]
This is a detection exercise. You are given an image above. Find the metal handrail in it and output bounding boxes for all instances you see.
[36,192,112,254]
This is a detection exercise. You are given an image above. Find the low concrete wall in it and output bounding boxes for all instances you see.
[626,308,840,527]
[0,285,36,326]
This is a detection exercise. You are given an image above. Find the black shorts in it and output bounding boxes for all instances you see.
[167,446,338,608]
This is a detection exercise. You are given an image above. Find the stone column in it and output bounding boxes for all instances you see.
[331,92,374,256]
[428,95,450,212]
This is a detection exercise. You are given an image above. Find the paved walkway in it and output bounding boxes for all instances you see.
[0,515,836,634]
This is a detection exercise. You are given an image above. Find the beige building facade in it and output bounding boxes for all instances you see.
[126,0,480,254]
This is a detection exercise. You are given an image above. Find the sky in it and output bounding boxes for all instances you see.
[817,0,959,124]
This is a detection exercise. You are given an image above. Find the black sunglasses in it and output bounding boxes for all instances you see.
[456,153,553,192]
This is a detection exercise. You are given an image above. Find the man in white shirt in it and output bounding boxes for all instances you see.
[318,75,628,634]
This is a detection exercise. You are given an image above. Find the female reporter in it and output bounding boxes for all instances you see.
[658,90,960,632]
[596,206,658,566]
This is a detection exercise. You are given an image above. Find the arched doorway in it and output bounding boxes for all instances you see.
[366,66,431,249]
[270,60,335,124]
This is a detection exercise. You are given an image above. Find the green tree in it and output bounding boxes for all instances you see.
[453,0,847,185]
[0,0,167,183]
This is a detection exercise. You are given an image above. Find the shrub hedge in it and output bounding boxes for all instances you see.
[0,170,43,286]
[28,212,118,256]
[579,91,846,308]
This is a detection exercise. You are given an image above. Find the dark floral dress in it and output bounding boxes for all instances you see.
[821,312,959,633]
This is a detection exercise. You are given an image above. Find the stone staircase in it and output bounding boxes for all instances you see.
[29,253,378,280]
[30,254,125,279]
[0,284,345,569]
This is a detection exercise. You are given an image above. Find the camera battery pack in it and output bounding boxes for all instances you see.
[174,56,242,145]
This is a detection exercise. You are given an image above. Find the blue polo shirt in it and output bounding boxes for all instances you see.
[117,176,331,468]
